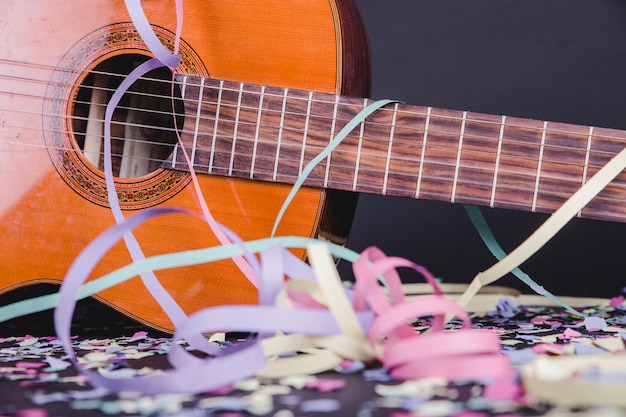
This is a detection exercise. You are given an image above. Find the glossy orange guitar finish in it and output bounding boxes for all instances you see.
[0,0,371,332]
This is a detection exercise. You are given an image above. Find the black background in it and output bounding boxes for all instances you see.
[338,0,626,298]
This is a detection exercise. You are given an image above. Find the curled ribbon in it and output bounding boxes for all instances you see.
[353,247,513,384]
[46,0,518,398]
[52,205,515,395]
[53,207,378,393]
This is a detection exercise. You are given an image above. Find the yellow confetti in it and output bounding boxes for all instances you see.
[593,336,625,353]
[84,352,115,362]
[19,337,38,347]
[501,339,523,346]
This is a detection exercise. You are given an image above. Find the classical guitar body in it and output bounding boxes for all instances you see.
[0,0,370,332]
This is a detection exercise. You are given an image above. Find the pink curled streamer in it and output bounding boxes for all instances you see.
[352,248,516,392]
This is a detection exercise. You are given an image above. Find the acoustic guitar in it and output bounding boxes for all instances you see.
[2,0,625,332]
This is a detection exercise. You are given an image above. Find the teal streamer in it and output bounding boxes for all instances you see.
[464,205,583,316]
[0,236,359,324]
[271,99,399,236]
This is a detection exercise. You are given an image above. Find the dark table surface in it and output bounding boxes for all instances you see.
[2,285,626,417]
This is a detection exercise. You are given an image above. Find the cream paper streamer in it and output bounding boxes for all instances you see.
[258,243,375,378]
[457,145,626,309]
[522,355,626,407]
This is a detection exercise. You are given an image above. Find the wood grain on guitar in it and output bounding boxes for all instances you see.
[0,0,368,332]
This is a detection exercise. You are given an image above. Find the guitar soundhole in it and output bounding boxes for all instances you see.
[43,23,208,209]
[71,54,184,179]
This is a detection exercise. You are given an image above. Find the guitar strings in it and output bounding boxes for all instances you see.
[1,97,620,188]
[2,96,624,181]
[2,91,623,188]
[3,115,626,218]
[3,94,626,197]
[3,59,626,211]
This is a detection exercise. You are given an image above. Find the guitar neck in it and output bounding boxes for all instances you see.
[164,75,626,223]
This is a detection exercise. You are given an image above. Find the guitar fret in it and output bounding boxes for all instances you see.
[490,115,506,207]
[450,110,467,204]
[208,80,224,174]
[228,82,245,176]
[190,76,205,172]
[179,75,188,99]
[273,88,289,181]
[250,85,265,179]
[299,91,313,174]
[171,75,188,168]
[582,125,594,185]
[415,106,432,199]
[352,97,368,191]
[382,102,399,195]
[578,125,594,217]
[324,94,341,188]
[531,121,549,212]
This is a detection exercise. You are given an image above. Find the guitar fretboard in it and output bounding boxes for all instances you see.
[162,75,626,223]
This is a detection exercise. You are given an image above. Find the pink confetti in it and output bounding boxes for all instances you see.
[129,331,148,342]
[558,328,582,340]
[15,362,46,369]
[611,295,624,307]
[206,384,237,395]
[482,373,521,400]
[530,317,561,327]
[340,359,353,368]
[306,378,347,392]
[19,380,47,387]
[15,409,48,417]
[451,411,488,417]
